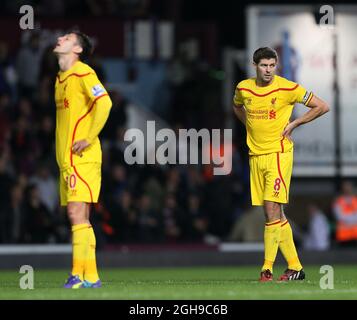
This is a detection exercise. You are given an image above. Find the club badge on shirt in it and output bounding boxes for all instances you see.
[91,84,105,97]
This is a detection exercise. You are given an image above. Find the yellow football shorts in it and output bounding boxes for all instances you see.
[249,150,293,206]
[59,163,101,206]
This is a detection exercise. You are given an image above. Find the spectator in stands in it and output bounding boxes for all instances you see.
[101,90,128,142]
[161,193,183,243]
[303,203,330,251]
[104,164,128,204]
[88,54,106,83]
[9,114,39,175]
[0,184,25,243]
[0,152,14,207]
[12,96,34,123]
[108,126,130,168]
[143,176,165,213]
[165,166,186,206]
[228,206,265,242]
[0,93,12,147]
[202,174,234,239]
[105,189,137,243]
[137,194,161,242]
[39,45,59,82]
[23,184,55,243]
[0,155,16,243]
[34,77,56,120]
[36,115,56,163]
[333,180,357,246]
[0,42,16,98]
[118,190,139,243]
[184,165,204,196]
[16,32,43,99]
[184,193,209,242]
[29,164,58,216]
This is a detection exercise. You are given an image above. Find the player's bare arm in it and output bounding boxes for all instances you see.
[233,104,246,126]
[282,95,329,141]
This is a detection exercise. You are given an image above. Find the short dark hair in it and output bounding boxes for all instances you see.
[69,30,93,61]
[253,47,278,64]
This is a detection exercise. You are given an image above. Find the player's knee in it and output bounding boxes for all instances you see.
[67,208,78,225]
[67,204,84,225]
[264,202,280,222]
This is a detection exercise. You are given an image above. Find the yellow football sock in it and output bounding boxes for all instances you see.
[84,225,100,283]
[262,219,281,273]
[279,220,303,271]
[71,224,90,280]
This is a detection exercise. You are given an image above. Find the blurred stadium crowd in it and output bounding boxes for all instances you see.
[0,28,250,247]
[1,0,356,250]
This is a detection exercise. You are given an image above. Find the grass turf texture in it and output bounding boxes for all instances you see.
[1,265,357,299]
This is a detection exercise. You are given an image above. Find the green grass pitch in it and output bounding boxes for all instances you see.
[1,265,357,300]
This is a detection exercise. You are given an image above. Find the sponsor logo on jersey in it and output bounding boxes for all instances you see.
[269,109,276,119]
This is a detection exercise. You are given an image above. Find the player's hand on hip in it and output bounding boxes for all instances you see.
[282,122,296,142]
[72,140,90,157]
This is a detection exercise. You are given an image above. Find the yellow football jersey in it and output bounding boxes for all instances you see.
[233,75,313,155]
[55,61,111,170]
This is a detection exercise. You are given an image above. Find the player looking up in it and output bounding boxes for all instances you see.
[53,31,112,288]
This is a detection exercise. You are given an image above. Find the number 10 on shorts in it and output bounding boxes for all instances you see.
[66,174,77,189]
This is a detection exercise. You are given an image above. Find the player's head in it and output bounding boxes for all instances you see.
[253,47,278,84]
[53,30,93,61]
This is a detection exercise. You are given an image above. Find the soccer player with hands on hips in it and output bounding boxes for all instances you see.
[53,31,112,288]
[233,47,329,282]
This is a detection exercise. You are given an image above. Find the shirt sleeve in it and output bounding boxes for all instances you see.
[81,72,112,143]
[233,85,243,106]
[86,95,112,144]
[290,84,314,106]
[81,72,108,102]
